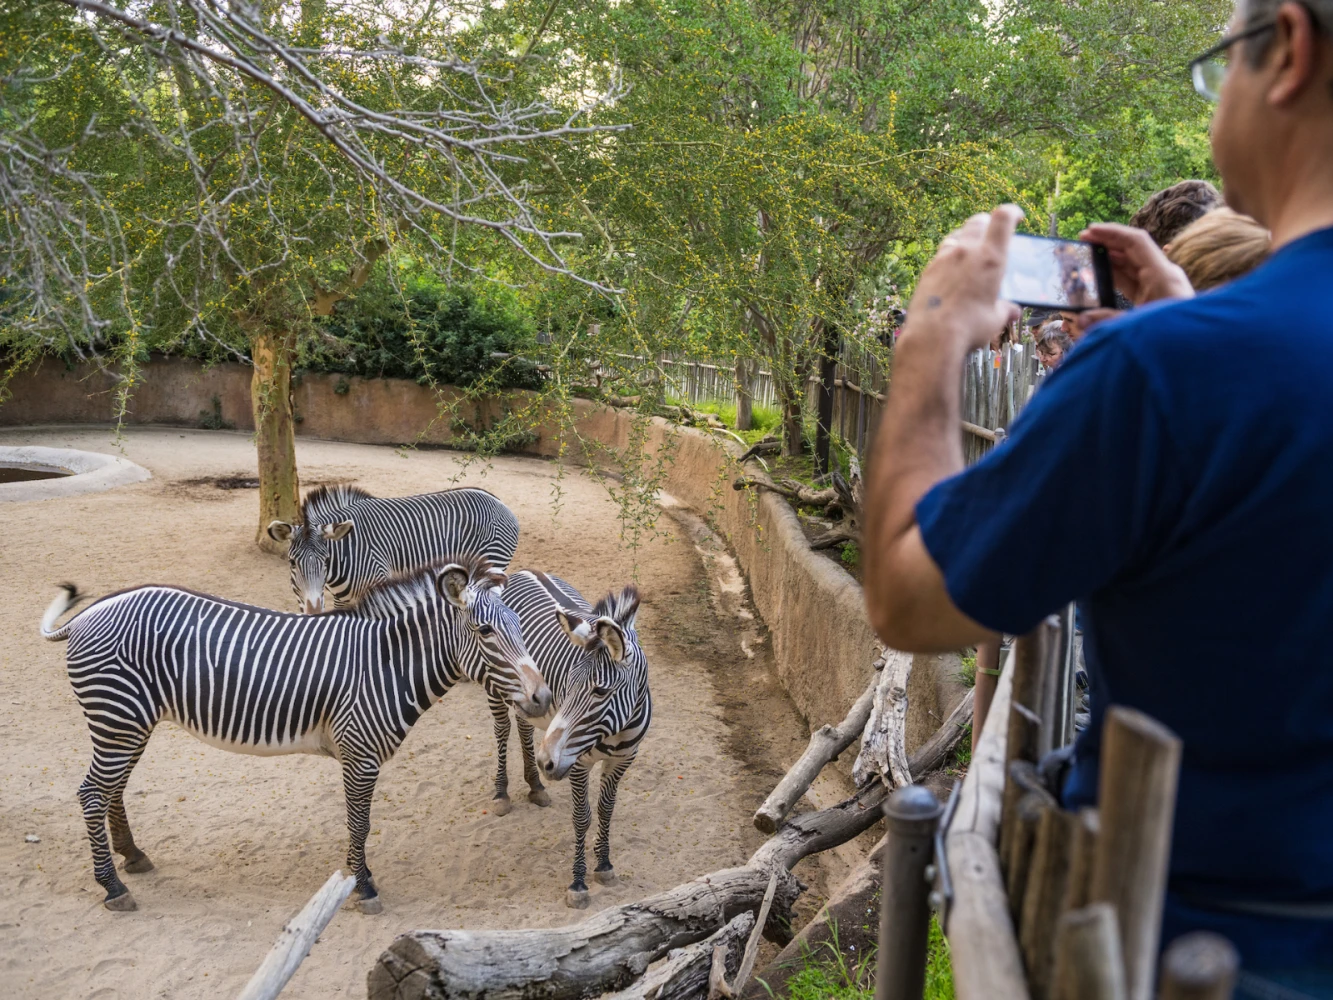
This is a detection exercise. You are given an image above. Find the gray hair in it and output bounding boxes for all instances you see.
[1242,0,1333,66]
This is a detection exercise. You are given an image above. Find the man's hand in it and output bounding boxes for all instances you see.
[900,207,1025,354]
[1080,223,1195,306]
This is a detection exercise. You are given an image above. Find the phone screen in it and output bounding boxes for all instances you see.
[1000,234,1110,311]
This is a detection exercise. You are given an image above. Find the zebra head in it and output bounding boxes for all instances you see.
[267,518,354,614]
[442,561,553,719]
[537,586,645,780]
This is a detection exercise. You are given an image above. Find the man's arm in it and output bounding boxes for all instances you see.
[863,208,1023,651]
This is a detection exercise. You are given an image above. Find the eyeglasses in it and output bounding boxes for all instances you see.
[1188,19,1277,101]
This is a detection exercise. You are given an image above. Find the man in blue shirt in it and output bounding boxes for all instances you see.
[862,0,1333,990]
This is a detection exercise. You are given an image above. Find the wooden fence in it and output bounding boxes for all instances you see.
[632,338,1046,466]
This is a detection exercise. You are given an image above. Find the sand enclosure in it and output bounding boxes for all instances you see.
[0,427,844,999]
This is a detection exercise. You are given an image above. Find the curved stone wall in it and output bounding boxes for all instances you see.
[2,357,959,742]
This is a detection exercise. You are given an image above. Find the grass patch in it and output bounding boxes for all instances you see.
[665,397,782,445]
[959,649,977,688]
[775,917,954,1000]
[840,540,861,569]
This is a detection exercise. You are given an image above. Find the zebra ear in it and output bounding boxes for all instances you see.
[595,618,627,662]
[321,520,353,542]
[267,520,293,543]
[556,609,594,647]
[483,568,508,590]
[438,565,473,609]
[613,586,640,628]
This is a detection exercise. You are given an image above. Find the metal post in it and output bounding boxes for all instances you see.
[877,785,944,1000]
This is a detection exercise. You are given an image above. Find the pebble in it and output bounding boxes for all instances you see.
[25,834,40,844]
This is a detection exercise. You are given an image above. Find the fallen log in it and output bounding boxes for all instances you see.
[852,648,914,789]
[749,779,889,874]
[238,870,356,1000]
[753,674,878,833]
[732,475,836,509]
[907,687,974,778]
[603,913,753,1000]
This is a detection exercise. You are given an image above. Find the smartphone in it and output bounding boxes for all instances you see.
[1000,234,1116,311]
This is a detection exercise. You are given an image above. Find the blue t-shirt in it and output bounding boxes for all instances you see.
[916,226,1333,969]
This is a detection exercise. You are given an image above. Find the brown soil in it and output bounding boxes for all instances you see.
[0,426,836,1000]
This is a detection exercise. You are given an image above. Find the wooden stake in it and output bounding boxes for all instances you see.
[1089,707,1182,1000]
[1020,806,1077,1000]
[972,637,1002,758]
[1051,903,1127,1000]
[1158,932,1239,1000]
[237,870,356,1000]
[1060,808,1100,915]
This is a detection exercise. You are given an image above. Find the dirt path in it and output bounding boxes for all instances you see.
[0,426,825,1000]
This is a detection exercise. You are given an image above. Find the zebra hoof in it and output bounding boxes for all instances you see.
[104,889,137,912]
[122,853,155,874]
[358,895,384,915]
[528,788,552,807]
[565,889,590,909]
[492,796,513,817]
[593,867,615,885]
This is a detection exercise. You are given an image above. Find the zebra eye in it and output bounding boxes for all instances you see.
[591,684,610,697]
[477,623,495,637]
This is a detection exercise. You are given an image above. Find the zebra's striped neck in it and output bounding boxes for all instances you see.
[303,483,373,525]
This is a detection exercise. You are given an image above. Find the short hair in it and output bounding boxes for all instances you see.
[1165,208,1271,291]
[1242,0,1333,67]
[1035,320,1072,354]
[1129,181,1223,248]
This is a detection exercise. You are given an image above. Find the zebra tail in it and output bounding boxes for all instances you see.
[40,583,86,641]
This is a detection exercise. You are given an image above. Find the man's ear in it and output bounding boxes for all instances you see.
[438,564,472,609]
[556,609,594,647]
[595,618,627,662]
[321,520,353,542]
[267,521,293,543]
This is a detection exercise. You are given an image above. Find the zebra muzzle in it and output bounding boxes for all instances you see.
[515,659,553,717]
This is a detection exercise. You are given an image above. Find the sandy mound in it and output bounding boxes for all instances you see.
[0,426,823,1000]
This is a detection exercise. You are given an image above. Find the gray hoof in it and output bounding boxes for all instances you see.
[593,868,616,885]
[529,788,552,808]
[104,890,137,912]
[358,896,384,915]
[122,854,154,874]
[566,889,590,909]
[492,796,513,817]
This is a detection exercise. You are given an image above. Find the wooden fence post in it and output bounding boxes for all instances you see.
[875,785,944,1000]
[1052,903,1127,1000]
[1089,707,1182,1000]
[1158,932,1240,1000]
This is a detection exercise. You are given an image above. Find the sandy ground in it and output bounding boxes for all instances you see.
[0,426,834,1000]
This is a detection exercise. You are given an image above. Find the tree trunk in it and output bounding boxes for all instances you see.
[251,327,301,553]
[813,321,838,477]
[734,356,753,432]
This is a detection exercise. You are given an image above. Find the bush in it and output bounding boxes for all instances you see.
[304,278,543,391]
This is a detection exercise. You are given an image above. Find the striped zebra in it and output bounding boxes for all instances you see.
[266,484,520,614]
[499,570,652,908]
[39,555,549,914]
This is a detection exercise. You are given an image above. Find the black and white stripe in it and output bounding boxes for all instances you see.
[495,569,651,908]
[39,556,549,913]
[267,484,520,613]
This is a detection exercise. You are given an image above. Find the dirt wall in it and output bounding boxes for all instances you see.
[2,357,960,743]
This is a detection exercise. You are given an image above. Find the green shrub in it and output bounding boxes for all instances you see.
[304,278,543,391]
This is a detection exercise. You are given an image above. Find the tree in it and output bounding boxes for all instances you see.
[1,0,619,549]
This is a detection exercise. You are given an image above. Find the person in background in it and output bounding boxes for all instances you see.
[1166,207,1273,290]
[1130,178,1224,247]
[863,0,1333,993]
[1034,320,1073,369]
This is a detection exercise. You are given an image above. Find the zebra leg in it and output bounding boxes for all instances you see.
[488,692,514,817]
[79,735,151,910]
[108,740,154,874]
[341,756,383,914]
[566,762,593,909]
[515,715,551,807]
[592,758,634,885]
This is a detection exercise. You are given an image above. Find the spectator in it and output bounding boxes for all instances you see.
[1166,207,1273,290]
[1130,179,1224,247]
[863,0,1333,992]
[1034,320,1073,369]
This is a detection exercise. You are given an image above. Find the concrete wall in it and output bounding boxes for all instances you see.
[3,357,961,742]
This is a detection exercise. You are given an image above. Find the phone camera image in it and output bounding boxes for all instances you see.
[1000,236,1101,310]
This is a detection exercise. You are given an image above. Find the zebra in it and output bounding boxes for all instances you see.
[266,484,520,614]
[270,482,554,815]
[498,570,652,908]
[39,555,550,914]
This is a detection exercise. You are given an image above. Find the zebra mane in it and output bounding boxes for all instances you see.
[334,554,501,620]
[302,483,373,525]
[593,584,640,626]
